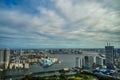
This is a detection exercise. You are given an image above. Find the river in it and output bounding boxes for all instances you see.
[0,52,98,79]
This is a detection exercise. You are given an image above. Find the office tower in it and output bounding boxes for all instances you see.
[96,56,102,66]
[105,43,114,69]
[75,57,83,68]
[84,56,89,67]
[75,57,79,67]
[84,56,94,68]
[0,50,4,68]
[88,56,94,67]
[0,48,10,69]
[4,48,10,69]
[0,50,3,63]
[117,49,120,56]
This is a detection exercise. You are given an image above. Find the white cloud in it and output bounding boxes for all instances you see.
[54,0,120,43]
[35,7,65,34]
[0,0,120,48]
[3,8,65,35]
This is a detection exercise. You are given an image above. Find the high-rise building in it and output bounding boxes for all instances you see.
[75,57,79,67]
[96,56,101,66]
[4,48,10,69]
[84,56,89,67]
[0,50,4,68]
[0,48,10,69]
[117,49,120,56]
[105,43,114,69]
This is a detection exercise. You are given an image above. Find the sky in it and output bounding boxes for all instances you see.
[0,0,120,49]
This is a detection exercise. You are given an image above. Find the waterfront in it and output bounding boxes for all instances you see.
[0,53,79,73]
[0,52,99,79]
[1,51,120,80]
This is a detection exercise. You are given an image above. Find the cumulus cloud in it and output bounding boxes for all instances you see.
[54,0,120,42]
[0,0,120,48]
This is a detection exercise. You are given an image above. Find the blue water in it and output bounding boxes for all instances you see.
[0,53,96,77]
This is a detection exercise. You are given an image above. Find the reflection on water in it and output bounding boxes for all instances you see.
[0,53,95,76]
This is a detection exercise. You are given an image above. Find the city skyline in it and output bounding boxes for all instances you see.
[0,0,120,49]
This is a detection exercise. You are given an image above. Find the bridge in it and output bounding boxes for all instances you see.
[75,51,106,68]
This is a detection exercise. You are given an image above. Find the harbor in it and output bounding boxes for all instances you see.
[0,48,119,80]
[0,49,59,71]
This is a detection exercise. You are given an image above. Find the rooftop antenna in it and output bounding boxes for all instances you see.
[107,42,109,46]
[109,42,110,46]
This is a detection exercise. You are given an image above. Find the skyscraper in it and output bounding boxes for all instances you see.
[105,43,114,69]
[0,48,10,69]
[4,48,10,69]
[117,49,120,56]
[0,50,4,67]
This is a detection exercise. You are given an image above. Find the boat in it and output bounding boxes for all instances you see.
[42,59,53,67]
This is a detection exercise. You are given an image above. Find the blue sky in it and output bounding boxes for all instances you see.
[0,0,120,49]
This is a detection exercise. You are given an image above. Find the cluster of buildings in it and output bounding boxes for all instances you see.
[74,43,120,70]
[0,48,59,71]
[0,48,10,71]
[72,44,120,78]
[48,48,83,54]
[75,52,106,69]
[0,43,120,72]
[48,48,106,54]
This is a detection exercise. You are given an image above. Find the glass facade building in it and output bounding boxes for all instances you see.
[105,46,114,69]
